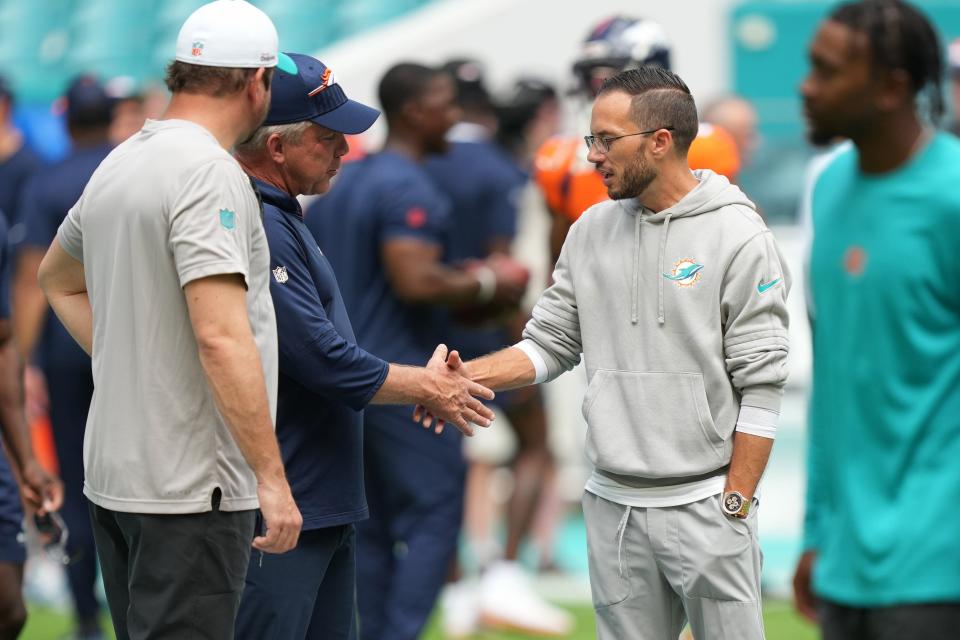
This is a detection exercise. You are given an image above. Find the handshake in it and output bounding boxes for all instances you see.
[408,344,493,437]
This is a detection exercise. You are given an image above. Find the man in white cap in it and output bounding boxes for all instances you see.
[36,2,302,638]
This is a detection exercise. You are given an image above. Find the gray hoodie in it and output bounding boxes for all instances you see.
[521,170,790,483]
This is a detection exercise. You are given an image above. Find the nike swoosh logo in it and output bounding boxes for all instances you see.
[757,278,782,294]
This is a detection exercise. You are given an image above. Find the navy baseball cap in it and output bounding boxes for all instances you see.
[264,52,379,134]
[63,74,114,127]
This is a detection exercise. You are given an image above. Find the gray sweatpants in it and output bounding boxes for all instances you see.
[583,491,764,640]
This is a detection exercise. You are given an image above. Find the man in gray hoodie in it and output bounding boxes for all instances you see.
[417,66,789,639]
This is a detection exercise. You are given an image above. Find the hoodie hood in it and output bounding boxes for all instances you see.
[616,170,758,325]
[617,169,756,222]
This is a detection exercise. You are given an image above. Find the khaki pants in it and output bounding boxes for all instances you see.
[583,491,764,640]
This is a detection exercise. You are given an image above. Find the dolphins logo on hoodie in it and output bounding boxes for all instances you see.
[663,258,704,287]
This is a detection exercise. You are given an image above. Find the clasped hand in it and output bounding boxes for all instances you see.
[413,344,494,436]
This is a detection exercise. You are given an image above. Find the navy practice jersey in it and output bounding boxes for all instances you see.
[424,139,527,360]
[306,151,465,461]
[19,143,111,371]
[306,150,452,367]
[0,144,42,231]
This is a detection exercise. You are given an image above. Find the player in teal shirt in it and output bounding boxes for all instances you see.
[795,2,960,637]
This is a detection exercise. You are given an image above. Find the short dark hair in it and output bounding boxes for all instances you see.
[378,63,443,121]
[830,0,944,123]
[164,61,273,97]
[598,67,699,154]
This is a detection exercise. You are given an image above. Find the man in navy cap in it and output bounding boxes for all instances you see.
[12,73,114,640]
[232,52,496,640]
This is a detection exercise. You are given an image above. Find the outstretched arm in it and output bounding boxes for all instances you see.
[372,344,495,435]
[412,346,538,430]
[413,223,585,428]
[457,346,538,392]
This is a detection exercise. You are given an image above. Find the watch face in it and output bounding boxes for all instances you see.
[723,492,744,514]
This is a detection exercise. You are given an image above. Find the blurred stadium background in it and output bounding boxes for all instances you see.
[7,0,960,216]
[5,0,960,638]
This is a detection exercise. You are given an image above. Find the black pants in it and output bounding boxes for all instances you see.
[820,599,960,640]
[89,489,255,640]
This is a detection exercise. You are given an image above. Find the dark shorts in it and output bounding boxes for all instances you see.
[0,521,25,566]
[0,446,23,531]
[236,523,357,640]
[820,598,960,640]
[89,489,255,640]
[0,447,24,566]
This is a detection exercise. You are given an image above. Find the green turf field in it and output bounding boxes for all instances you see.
[23,601,818,639]
[421,602,819,640]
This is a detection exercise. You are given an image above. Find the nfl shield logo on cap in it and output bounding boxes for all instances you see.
[175,0,279,69]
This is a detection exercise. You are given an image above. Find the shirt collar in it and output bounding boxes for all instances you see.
[252,177,302,218]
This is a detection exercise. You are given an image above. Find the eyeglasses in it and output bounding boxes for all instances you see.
[584,127,675,153]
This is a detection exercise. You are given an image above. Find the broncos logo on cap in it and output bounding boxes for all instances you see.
[307,68,336,96]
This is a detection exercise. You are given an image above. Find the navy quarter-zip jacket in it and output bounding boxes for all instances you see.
[257,179,389,529]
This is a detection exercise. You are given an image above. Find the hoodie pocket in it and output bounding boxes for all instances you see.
[582,370,725,477]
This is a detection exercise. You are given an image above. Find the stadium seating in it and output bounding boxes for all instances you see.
[0,0,437,104]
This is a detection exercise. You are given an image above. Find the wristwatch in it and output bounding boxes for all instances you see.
[722,491,750,519]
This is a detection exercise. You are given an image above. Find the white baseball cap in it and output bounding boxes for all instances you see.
[175,0,279,68]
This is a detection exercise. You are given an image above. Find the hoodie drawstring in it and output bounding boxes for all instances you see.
[657,213,673,325]
[631,213,641,324]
